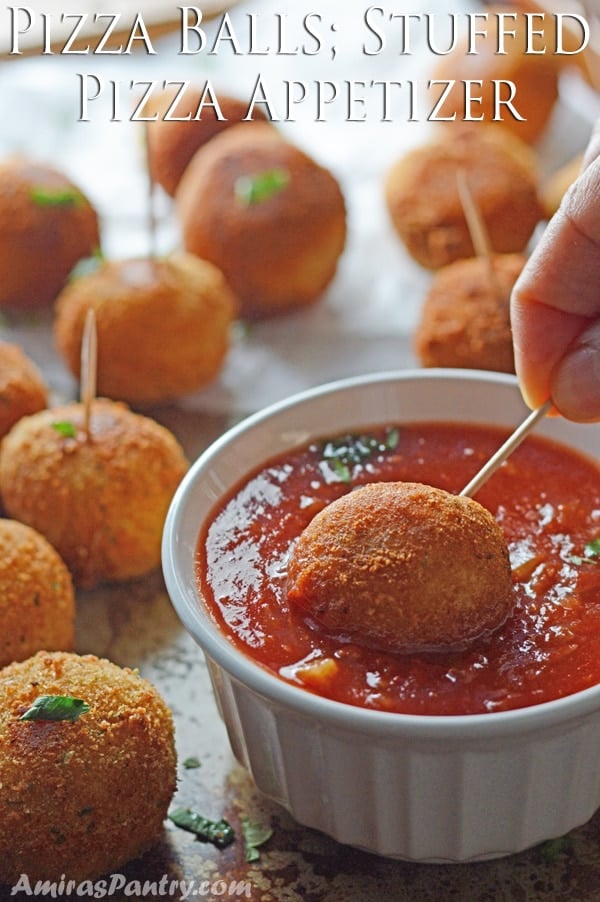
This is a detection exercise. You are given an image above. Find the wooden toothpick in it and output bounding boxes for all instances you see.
[459,400,553,498]
[80,307,98,439]
[456,167,502,300]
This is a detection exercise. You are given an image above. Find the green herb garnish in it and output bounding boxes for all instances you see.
[567,537,600,566]
[540,834,573,862]
[51,420,77,438]
[241,815,273,862]
[235,168,290,206]
[68,247,104,282]
[319,427,401,484]
[168,807,235,849]
[30,186,83,208]
[20,695,90,722]
[182,756,201,770]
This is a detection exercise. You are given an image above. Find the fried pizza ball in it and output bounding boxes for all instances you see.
[385,126,543,270]
[0,399,188,588]
[0,650,176,883]
[0,520,74,668]
[0,156,100,310]
[0,341,48,439]
[430,5,560,145]
[177,123,347,318]
[145,86,269,196]
[54,253,237,405]
[415,253,526,373]
[287,481,513,653]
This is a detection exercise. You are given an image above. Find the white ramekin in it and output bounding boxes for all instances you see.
[162,370,600,862]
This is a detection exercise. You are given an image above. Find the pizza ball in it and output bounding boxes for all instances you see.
[177,123,347,318]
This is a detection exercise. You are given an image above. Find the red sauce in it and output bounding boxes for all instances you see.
[196,423,600,715]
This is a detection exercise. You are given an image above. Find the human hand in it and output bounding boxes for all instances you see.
[510,120,600,422]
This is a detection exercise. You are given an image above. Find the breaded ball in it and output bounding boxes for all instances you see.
[0,156,100,310]
[0,520,74,668]
[287,481,513,653]
[0,399,188,588]
[415,253,525,373]
[0,340,48,439]
[385,127,543,270]
[0,650,176,883]
[430,5,560,144]
[177,123,347,318]
[54,253,237,405]
[145,86,269,196]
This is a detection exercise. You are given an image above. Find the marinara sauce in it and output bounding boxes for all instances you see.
[196,422,600,715]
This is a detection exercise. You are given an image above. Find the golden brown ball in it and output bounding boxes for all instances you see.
[0,399,188,588]
[415,253,525,372]
[0,650,176,883]
[0,519,74,668]
[145,86,269,196]
[0,157,100,310]
[54,253,237,405]
[430,5,560,144]
[385,126,543,270]
[287,481,513,653]
[177,123,347,318]
[0,340,48,439]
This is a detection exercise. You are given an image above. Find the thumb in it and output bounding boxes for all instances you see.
[551,321,600,422]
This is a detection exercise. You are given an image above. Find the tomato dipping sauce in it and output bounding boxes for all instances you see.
[196,422,600,715]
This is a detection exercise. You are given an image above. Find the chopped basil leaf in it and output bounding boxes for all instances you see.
[319,427,401,483]
[68,249,104,282]
[20,695,90,722]
[235,168,290,206]
[585,538,600,558]
[241,815,273,862]
[567,538,600,566]
[52,420,77,438]
[30,186,82,207]
[540,835,572,862]
[182,756,201,770]
[168,807,235,849]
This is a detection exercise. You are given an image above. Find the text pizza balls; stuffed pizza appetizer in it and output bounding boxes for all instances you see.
[0,399,188,588]
[384,126,543,270]
[54,253,237,405]
[430,4,561,145]
[287,481,514,654]
[0,519,74,668]
[176,123,347,319]
[0,651,176,883]
[0,156,100,310]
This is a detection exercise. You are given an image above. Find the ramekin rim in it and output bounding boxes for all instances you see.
[162,368,600,739]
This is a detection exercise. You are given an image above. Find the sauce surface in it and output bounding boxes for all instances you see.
[196,423,600,715]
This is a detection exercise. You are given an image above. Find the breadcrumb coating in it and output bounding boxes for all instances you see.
[0,157,100,309]
[0,341,47,439]
[287,481,514,653]
[0,519,74,667]
[0,399,188,587]
[177,123,347,318]
[385,127,543,270]
[0,651,176,883]
[54,254,237,405]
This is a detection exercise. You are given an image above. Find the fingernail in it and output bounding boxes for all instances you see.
[553,336,600,422]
